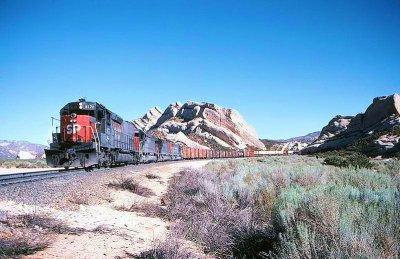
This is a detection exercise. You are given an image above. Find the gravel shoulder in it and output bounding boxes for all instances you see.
[0,160,210,258]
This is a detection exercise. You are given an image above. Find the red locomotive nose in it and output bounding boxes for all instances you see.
[61,114,95,143]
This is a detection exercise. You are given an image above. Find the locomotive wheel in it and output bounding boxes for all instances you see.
[105,160,111,168]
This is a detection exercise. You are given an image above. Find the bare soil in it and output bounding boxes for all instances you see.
[0,160,209,258]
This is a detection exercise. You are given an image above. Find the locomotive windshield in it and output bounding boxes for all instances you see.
[60,101,98,117]
[61,109,95,116]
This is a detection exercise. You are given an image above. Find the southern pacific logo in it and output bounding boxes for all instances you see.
[66,124,82,134]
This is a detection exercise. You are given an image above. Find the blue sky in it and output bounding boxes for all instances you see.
[0,0,399,145]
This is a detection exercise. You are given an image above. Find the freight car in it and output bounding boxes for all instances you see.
[45,99,253,170]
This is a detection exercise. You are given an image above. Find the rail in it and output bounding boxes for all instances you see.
[0,168,85,186]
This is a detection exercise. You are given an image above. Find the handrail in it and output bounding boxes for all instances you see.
[94,124,100,147]
[89,126,100,153]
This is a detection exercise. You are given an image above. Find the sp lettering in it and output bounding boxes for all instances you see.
[66,124,81,134]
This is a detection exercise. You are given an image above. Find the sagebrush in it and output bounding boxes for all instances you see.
[149,156,400,258]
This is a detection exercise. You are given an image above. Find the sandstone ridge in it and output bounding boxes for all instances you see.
[302,94,400,156]
[133,101,265,150]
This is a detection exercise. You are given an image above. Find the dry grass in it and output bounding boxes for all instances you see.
[19,214,85,235]
[0,212,86,258]
[128,237,202,259]
[0,237,49,258]
[116,202,167,219]
[68,192,91,205]
[0,159,48,169]
[108,177,155,197]
[145,173,161,179]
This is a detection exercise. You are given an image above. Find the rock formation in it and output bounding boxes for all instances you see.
[319,116,353,140]
[269,142,309,152]
[132,107,163,132]
[302,94,400,156]
[133,101,265,150]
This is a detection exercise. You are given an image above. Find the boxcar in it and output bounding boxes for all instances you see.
[172,143,182,160]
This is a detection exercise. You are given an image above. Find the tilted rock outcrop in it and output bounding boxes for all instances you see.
[133,107,163,132]
[133,101,265,150]
[319,116,354,140]
[302,94,400,156]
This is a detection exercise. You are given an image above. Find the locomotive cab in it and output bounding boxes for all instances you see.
[57,99,103,145]
[45,99,103,169]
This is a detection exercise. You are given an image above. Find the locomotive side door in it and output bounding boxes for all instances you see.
[134,131,140,152]
[105,110,112,146]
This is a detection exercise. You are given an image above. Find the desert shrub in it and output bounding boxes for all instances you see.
[130,237,200,259]
[375,159,400,176]
[0,159,48,169]
[0,212,83,257]
[0,238,49,257]
[268,163,400,258]
[323,151,372,169]
[161,156,400,258]
[117,202,166,218]
[145,173,160,179]
[108,177,155,197]
[164,169,274,258]
[68,193,90,205]
[19,213,85,234]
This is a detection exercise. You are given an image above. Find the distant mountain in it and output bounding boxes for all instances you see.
[0,140,46,159]
[132,101,265,150]
[276,131,321,143]
[260,132,320,152]
[259,139,284,150]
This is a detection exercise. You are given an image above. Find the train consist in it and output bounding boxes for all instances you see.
[45,99,254,170]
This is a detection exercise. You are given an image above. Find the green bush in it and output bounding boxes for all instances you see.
[323,151,372,169]
[350,126,400,151]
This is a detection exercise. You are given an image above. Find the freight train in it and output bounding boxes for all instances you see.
[45,99,254,171]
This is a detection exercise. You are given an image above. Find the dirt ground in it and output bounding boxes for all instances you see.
[0,160,210,259]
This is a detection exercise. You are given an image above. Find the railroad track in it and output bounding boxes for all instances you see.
[0,168,85,186]
[0,159,209,186]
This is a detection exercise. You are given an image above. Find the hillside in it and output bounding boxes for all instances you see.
[276,131,320,143]
[302,93,400,157]
[260,131,320,151]
[259,139,284,150]
[0,140,46,159]
[132,101,265,150]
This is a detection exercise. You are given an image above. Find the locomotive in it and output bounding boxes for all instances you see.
[45,99,253,170]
